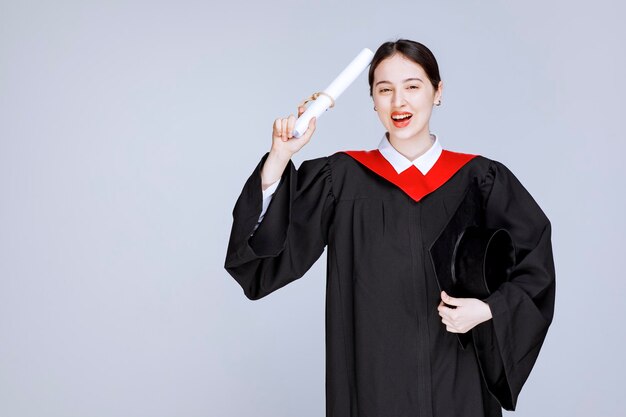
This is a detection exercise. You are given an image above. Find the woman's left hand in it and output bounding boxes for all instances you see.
[437,291,493,333]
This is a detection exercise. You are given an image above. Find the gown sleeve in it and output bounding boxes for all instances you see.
[471,160,556,411]
[253,178,280,234]
[224,152,336,300]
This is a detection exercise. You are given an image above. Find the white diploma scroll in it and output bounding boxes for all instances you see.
[292,47,374,138]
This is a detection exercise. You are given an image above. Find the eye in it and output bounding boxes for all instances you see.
[408,85,419,90]
[379,88,391,93]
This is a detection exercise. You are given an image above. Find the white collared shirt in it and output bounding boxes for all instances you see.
[378,132,442,175]
[253,133,443,233]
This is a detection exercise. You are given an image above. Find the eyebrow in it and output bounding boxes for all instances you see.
[375,77,424,87]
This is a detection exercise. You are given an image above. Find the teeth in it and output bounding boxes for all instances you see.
[392,114,412,120]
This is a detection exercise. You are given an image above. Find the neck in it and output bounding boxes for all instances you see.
[387,127,434,161]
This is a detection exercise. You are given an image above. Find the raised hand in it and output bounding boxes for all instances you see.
[270,105,317,160]
[261,105,317,190]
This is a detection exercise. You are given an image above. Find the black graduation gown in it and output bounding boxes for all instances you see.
[224,148,556,417]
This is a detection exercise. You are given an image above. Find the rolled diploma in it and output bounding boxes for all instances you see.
[292,47,374,138]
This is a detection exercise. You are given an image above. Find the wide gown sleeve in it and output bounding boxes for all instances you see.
[471,160,556,411]
[224,152,336,300]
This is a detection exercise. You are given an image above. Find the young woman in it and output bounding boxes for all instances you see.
[224,39,555,417]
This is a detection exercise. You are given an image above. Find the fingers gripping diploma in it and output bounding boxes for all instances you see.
[437,291,493,334]
[271,105,317,157]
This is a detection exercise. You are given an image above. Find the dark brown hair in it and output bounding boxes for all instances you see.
[368,39,441,96]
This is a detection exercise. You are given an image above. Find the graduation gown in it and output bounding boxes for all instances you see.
[224,142,556,417]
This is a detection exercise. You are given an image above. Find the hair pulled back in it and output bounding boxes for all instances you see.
[368,39,441,96]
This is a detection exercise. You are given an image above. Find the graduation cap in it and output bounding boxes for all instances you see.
[429,180,516,349]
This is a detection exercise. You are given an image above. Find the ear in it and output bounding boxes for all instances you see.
[372,95,379,111]
[435,80,444,101]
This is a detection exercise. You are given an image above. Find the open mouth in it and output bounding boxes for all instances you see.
[391,112,413,127]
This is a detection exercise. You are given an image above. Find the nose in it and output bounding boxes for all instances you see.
[392,88,406,108]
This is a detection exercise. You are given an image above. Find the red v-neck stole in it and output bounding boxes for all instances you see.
[339,149,478,202]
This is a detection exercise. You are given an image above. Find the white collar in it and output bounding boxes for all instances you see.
[377,132,443,175]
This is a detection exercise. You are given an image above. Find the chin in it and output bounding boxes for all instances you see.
[392,127,422,139]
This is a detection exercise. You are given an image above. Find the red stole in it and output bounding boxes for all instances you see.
[339,149,478,202]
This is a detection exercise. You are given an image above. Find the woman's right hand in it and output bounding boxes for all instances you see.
[261,105,317,190]
[270,105,317,160]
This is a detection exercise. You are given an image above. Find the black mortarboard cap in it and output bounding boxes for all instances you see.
[429,179,516,349]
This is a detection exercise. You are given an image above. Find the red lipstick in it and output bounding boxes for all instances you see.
[391,111,413,128]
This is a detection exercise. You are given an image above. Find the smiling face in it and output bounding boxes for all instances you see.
[372,53,443,142]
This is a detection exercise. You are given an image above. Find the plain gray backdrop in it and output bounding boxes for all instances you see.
[1,1,624,416]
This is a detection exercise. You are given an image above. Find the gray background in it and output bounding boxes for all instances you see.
[1,1,623,416]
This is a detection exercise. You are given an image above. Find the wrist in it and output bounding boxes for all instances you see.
[261,149,292,188]
[268,147,293,164]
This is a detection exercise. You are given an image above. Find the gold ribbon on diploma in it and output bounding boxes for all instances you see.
[299,91,336,109]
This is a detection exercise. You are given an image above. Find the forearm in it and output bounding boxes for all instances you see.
[261,149,291,191]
